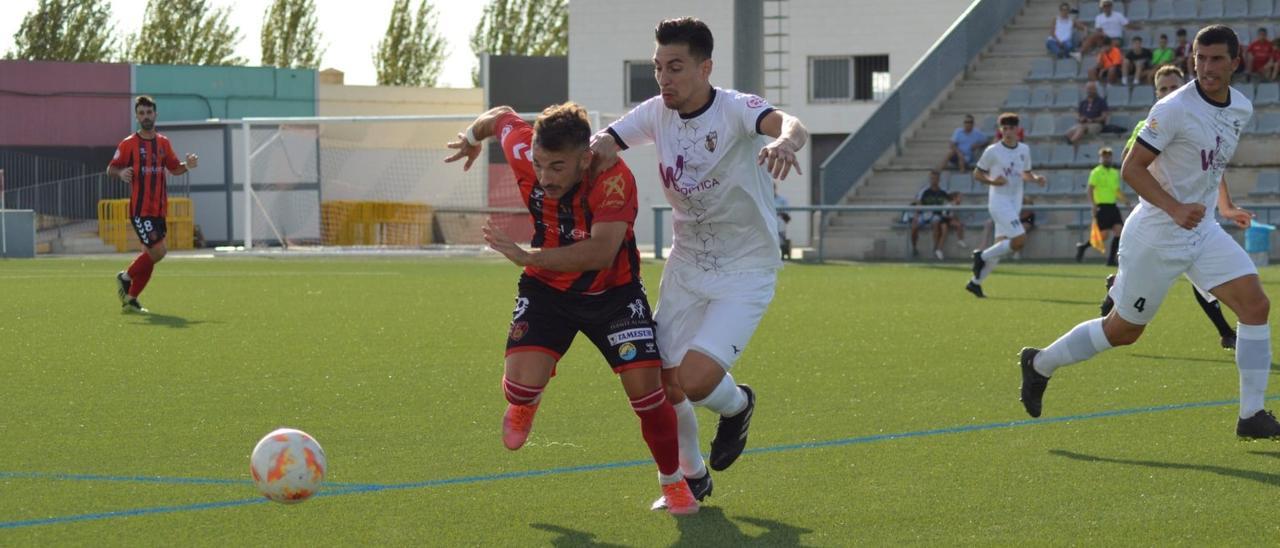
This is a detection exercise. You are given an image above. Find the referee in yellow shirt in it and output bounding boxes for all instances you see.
[1076,146,1124,266]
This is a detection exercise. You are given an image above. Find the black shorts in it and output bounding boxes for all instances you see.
[131,216,167,248]
[1095,204,1123,230]
[506,276,662,372]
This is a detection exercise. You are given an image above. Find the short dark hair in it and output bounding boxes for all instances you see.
[1195,24,1240,59]
[655,17,714,60]
[1159,33,1168,40]
[1176,28,1187,37]
[998,112,1019,127]
[135,95,156,111]
[533,102,591,152]
[1132,36,1143,42]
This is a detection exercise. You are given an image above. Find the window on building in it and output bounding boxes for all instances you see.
[625,61,659,106]
[809,54,890,103]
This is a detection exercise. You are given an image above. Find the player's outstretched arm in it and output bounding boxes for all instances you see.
[757,110,808,180]
[483,219,627,272]
[1217,175,1253,228]
[1122,144,1204,229]
[444,106,516,171]
[169,153,198,176]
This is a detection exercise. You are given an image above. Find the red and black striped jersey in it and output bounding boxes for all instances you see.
[496,112,642,294]
[108,132,182,218]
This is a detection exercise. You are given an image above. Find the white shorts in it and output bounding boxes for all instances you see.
[1110,224,1255,325]
[990,206,1026,240]
[654,260,778,370]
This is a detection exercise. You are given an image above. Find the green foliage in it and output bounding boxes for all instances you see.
[470,0,568,85]
[373,0,447,87]
[5,0,117,63]
[261,0,325,69]
[124,0,245,66]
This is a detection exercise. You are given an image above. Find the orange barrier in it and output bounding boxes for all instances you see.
[97,198,194,251]
[320,201,434,246]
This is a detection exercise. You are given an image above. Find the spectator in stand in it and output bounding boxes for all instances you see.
[1081,0,1141,55]
[911,170,967,260]
[1265,37,1280,82]
[1150,34,1175,70]
[940,114,989,173]
[1090,37,1124,84]
[1047,3,1087,59]
[1172,28,1193,74]
[774,183,792,260]
[1123,36,1153,85]
[1066,81,1110,145]
[1245,28,1275,81]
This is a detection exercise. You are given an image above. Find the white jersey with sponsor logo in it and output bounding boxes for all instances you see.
[974,141,1033,214]
[1130,80,1252,243]
[608,87,780,272]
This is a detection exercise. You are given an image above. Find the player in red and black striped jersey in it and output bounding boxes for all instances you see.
[105,96,198,313]
[443,103,698,514]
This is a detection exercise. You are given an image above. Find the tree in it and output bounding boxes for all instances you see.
[5,0,117,63]
[124,0,245,66]
[373,0,448,87]
[261,0,325,69]
[469,0,568,85]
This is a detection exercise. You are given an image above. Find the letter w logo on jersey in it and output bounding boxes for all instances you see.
[1200,136,1222,172]
[660,155,685,189]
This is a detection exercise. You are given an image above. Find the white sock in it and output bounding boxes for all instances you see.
[981,239,1012,261]
[671,398,706,479]
[694,373,748,418]
[1236,323,1271,419]
[659,470,683,485]
[1033,317,1112,377]
[974,256,1001,284]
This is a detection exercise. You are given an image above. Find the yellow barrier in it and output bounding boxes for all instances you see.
[97,198,195,252]
[321,201,434,246]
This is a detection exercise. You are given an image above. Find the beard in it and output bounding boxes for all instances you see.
[140,119,155,131]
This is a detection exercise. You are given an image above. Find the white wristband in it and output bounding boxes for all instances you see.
[464,126,480,146]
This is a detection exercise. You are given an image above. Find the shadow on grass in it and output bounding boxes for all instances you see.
[1129,353,1234,365]
[530,523,629,548]
[129,312,214,329]
[1050,449,1280,487]
[986,296,1099,306]
[672,506,814,547]
[920,264,1105,280]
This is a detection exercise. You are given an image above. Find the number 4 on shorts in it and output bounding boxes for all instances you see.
[1133,297,1146,313]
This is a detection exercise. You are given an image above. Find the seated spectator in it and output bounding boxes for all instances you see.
[1265,38,1280,82]
[910,170,967,260]
[940,114,989,172]
[1246,28,1275,81]
[1066,81,1110,145]
[1047,3,1086,59]
[774,183,792,260]
[1173,28,1193,74]
[1150,34,1174,69]
[1123,36,1153,85]
[1090,37,1124,84]
[1081,0,1140,55]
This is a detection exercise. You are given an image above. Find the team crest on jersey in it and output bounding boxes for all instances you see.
[704,131,718,153]
[508,321,528,342]
[603,175,626,199]
[745,95,767,108]
[627,298,646,319]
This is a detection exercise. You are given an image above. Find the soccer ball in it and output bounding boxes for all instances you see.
[249,428,327,504]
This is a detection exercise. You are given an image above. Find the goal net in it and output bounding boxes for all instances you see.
[238,114,568,251]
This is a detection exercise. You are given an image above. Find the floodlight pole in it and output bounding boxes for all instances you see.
[241,121,253,249]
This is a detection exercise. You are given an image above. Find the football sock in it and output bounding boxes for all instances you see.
[502,376,544,406]
[694,373,748,418]
[630,387,681,481]
[671,398,707,479]
[1236,323,1271,419]
[1033,317,1112,377]
[1107,236,1119,265]
[973,240,1012,284]
[1193,287,1236,338]
[126,252,154,298]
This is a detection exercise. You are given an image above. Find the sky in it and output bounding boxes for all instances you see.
[0,0,487,88]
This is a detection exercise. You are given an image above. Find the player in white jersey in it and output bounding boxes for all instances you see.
[965,112,1047,298]
[591,17,808,505]
[1019,26,1278,438]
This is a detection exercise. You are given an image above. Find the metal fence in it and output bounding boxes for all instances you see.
[1,172,189,232]
[818,0,1025,205]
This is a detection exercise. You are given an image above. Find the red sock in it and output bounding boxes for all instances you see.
[126,252,154,298]
[631,387,680,477]
[502,376,544,406]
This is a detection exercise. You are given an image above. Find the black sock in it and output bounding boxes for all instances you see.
[1107,237,1120,265]
[1192,287,1235,338]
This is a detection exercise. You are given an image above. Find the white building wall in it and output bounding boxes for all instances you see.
[570,0,973,247]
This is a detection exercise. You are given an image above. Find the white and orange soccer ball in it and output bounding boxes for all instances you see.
[249,428,327,504]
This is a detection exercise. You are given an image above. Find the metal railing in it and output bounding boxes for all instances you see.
[1,172,189,233]
[653,203,1280,263]
[817,0,1025,205]
[0,150,95,190]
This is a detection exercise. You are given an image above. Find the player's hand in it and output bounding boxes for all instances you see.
[1035,174,1048,186]
[1168,202,1206,230]
[758,139,802,180]
[482,219,529,266]
[1222,205,1254,229]
[444,132,482,171]
[185,153,199,169]
[118,167,133,183]
[588,132,621,175]
[991,176,1008,186]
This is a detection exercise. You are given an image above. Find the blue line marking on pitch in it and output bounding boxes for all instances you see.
[1,394,1267,530]
[0,471,379,489]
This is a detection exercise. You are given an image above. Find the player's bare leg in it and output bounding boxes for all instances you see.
[121,239,167,313]
[1209,275,1278,438]
[500,352,554,450]
[620,366,697,515]
[679,350,754,472]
